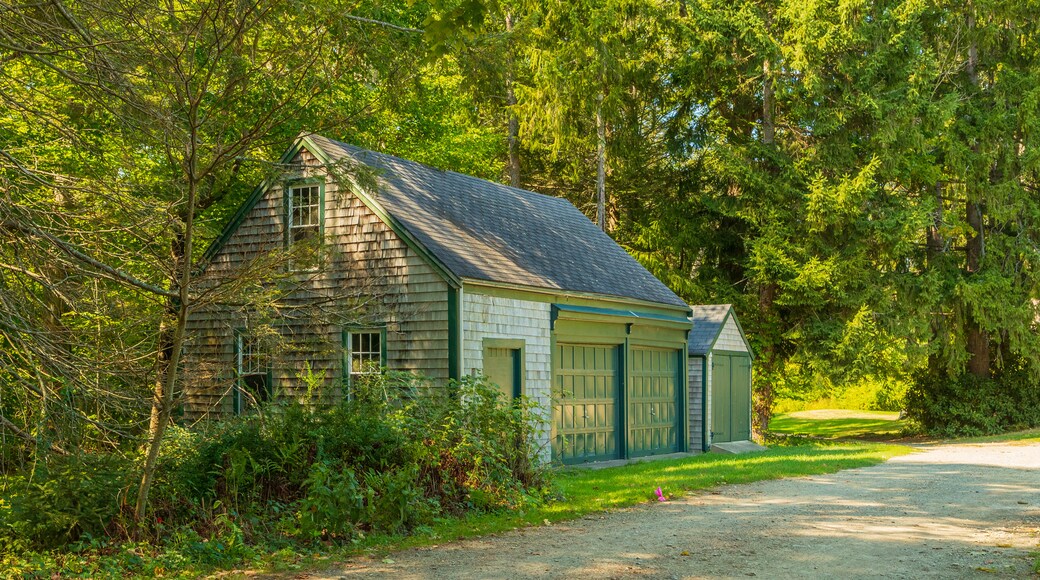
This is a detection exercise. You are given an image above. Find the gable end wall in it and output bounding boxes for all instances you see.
[715,315,747,352]
[183,148,449,417]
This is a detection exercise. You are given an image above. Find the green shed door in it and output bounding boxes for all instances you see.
[711,355,732,442]
[553,344,621,464]
[711,353,753,443]
[731,356,752,440]
[628,347,681,457]
[484,346,521,402]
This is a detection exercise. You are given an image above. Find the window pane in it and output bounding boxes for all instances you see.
[349,331,383,380]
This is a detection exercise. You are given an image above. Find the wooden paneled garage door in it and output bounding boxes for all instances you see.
[552,344,620,464]
[628,347,681,457]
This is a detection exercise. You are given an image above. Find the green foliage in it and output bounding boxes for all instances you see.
[1,372,549,573]
[297,465,372,541]
[906,367,1040,437]
[0,453,133,551]
[405,376,549,513]
[365,465,433,534]
[774,376,909,414]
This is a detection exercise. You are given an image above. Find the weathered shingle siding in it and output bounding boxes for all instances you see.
[715,315,748,352]
[688,355,704,451]
[183,148,448,418]
[462,291,552,460]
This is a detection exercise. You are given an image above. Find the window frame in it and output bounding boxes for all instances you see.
[233,328,273,415]
[342,326,388,391]
[283,178,325,270]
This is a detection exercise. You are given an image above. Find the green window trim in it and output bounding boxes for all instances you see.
[481,338,525,400]
[233,328,273,415]
[342,325,388,391]
[283,178,325,270]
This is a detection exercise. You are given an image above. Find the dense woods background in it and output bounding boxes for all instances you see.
[2,0,1040,549]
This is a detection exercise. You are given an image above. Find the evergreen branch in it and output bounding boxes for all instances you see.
[343,14,423,34]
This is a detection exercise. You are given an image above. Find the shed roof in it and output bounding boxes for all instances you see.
[307,135,688,309]
[688,304,743,355]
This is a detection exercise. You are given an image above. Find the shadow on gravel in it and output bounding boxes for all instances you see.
[328,443,1040,580]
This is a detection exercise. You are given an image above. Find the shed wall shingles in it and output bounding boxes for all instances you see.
[183,149,448,417]
[688,357,704,451]
[715,315,748,353]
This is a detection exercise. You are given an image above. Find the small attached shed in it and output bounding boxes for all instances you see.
[687,305,754,451]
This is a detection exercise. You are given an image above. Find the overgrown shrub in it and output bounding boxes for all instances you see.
[404,376,549,514]
[905,366,1040,437]
[0,452,134,550]
[1,371,551,567]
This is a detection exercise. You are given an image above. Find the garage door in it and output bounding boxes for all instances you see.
[553,344,620,464]
[711,353,752,443]
[628,347,682,457]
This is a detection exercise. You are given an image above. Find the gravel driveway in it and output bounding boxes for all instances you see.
[319,441,1040,579]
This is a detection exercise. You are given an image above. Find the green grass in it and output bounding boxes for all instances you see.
[769,410,907,440]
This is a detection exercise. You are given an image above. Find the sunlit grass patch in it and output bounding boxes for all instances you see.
[769,409,907,439]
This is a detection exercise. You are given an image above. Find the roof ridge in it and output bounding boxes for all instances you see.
[316,135,571,207]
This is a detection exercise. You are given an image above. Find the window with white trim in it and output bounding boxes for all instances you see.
[348,330,383,383]
[235,331,270,413]
[288,183,321,243]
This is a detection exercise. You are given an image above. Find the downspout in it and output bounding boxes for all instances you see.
[448,284,462,383]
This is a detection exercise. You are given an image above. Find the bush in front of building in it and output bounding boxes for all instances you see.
[0,373,551,573]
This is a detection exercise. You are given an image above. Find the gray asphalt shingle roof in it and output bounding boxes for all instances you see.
[310,135,688,309]
[688,304,732,354]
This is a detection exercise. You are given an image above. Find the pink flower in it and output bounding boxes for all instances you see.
[655,487,667,502]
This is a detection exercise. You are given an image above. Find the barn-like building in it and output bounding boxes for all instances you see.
[184,134,695,464]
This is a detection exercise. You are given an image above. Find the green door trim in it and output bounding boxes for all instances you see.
[552,303,692,330]
[482,338,525,399]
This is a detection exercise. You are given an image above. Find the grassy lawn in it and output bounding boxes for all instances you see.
[276,441,913,573]
[769,409,908,439]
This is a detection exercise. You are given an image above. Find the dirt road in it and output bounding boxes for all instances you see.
[320,441,1040,579]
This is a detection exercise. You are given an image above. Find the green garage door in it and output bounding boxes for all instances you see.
[553,344,620,464]
[628,347,682,457]
[711,353,752,443]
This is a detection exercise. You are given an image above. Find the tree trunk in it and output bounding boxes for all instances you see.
[963,10,989,378]
[595,93,606,231]
[505,12,520,188]
[965,199,988,377]
[754,16,777,434]
[754,282,778,433]
[135,138,199,528]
